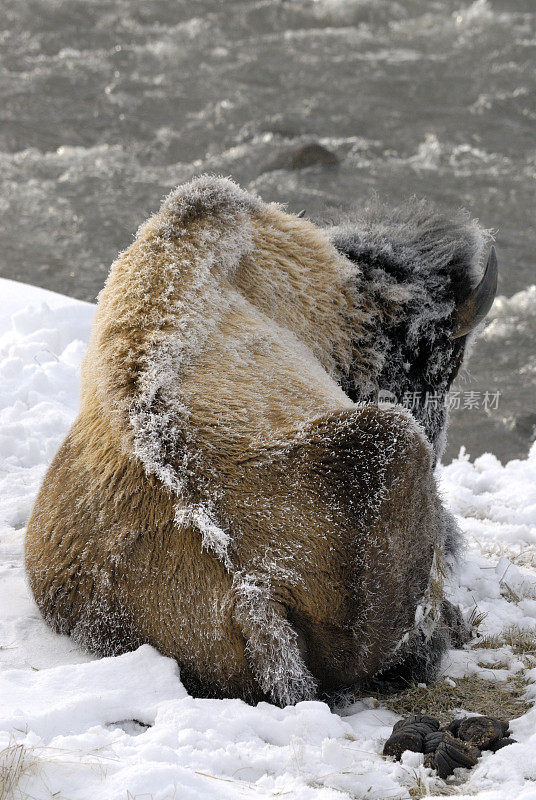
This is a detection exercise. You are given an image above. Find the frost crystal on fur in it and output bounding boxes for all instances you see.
[176,504,232,570]
[233,572,317,706]
[126,176,267,496]
[160,172,265,227]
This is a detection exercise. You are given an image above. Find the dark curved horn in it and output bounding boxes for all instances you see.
[297,209,306,218]
[452,246,498,338]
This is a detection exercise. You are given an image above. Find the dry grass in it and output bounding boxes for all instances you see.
[0,739,123,800]
[477,660,511,670]
[466,604,488,634]
[366,673,530,725]
[0,742,34,800]
[475,625,536,657]
[406,768,458,798]
[477,541,536,572]
[500,581,522,604]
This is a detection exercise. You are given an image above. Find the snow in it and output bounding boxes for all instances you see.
[1,277,536,799]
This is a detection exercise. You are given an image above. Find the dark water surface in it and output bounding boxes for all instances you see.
[1,0,534,462]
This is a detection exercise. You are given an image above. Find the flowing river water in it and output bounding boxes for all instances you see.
[1,0,534,462]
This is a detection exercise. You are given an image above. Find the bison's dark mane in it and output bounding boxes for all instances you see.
[329,198,492,460]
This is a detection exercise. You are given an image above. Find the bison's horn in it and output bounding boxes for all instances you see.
[452,246,498,338]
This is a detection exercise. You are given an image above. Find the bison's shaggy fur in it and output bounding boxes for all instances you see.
[330,199,490,460]
[25,176,489,705]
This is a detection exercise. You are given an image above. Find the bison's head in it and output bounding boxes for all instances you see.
[329,200,497,460]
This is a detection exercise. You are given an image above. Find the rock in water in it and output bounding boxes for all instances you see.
[261,142,339,172]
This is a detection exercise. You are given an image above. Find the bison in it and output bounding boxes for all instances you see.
[25,176,497,705]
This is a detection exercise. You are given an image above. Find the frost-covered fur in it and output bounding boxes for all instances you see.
[25,176,488,705]
[330,198,492,460]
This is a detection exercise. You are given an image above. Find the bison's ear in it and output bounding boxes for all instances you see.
[452,247,498,338]
[232,577,317,707]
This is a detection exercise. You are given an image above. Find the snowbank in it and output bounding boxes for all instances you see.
[1,278,535,799]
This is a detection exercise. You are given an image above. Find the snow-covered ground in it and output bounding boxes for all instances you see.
[1,278,536,800]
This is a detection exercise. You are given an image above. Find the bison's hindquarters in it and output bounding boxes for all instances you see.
[208,405,447,700]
